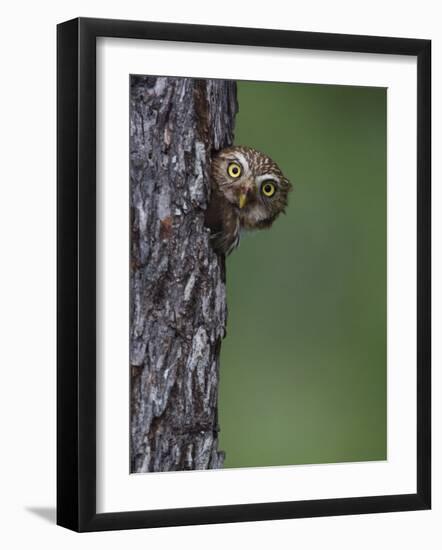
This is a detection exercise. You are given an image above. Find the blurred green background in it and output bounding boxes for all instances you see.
[218,81,387,468]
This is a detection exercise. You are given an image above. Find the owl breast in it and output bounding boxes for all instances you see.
[205,188,241,255]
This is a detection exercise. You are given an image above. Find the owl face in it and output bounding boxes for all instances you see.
[211,146,292,230]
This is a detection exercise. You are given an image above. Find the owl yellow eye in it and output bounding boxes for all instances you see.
[227,162,242,178]
[262,181,276,197]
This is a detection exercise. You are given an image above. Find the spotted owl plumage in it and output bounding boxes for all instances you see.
[205,145,292,255]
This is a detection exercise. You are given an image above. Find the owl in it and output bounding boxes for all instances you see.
[205,145,292,255]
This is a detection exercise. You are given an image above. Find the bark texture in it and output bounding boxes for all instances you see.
[130,76,238,473]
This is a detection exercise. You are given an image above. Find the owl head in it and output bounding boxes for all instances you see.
[211,145,292,230]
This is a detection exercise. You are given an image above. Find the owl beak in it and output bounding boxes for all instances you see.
[238,181,255,208]
[239,193,247,209]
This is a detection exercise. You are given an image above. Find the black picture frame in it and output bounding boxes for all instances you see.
[57,17,431,532]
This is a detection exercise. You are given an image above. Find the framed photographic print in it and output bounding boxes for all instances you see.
[57,17,431,532]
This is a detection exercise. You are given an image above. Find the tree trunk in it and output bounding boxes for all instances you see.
[130,76,238,473]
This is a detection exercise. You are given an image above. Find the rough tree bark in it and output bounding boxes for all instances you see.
[130,76,238,473]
